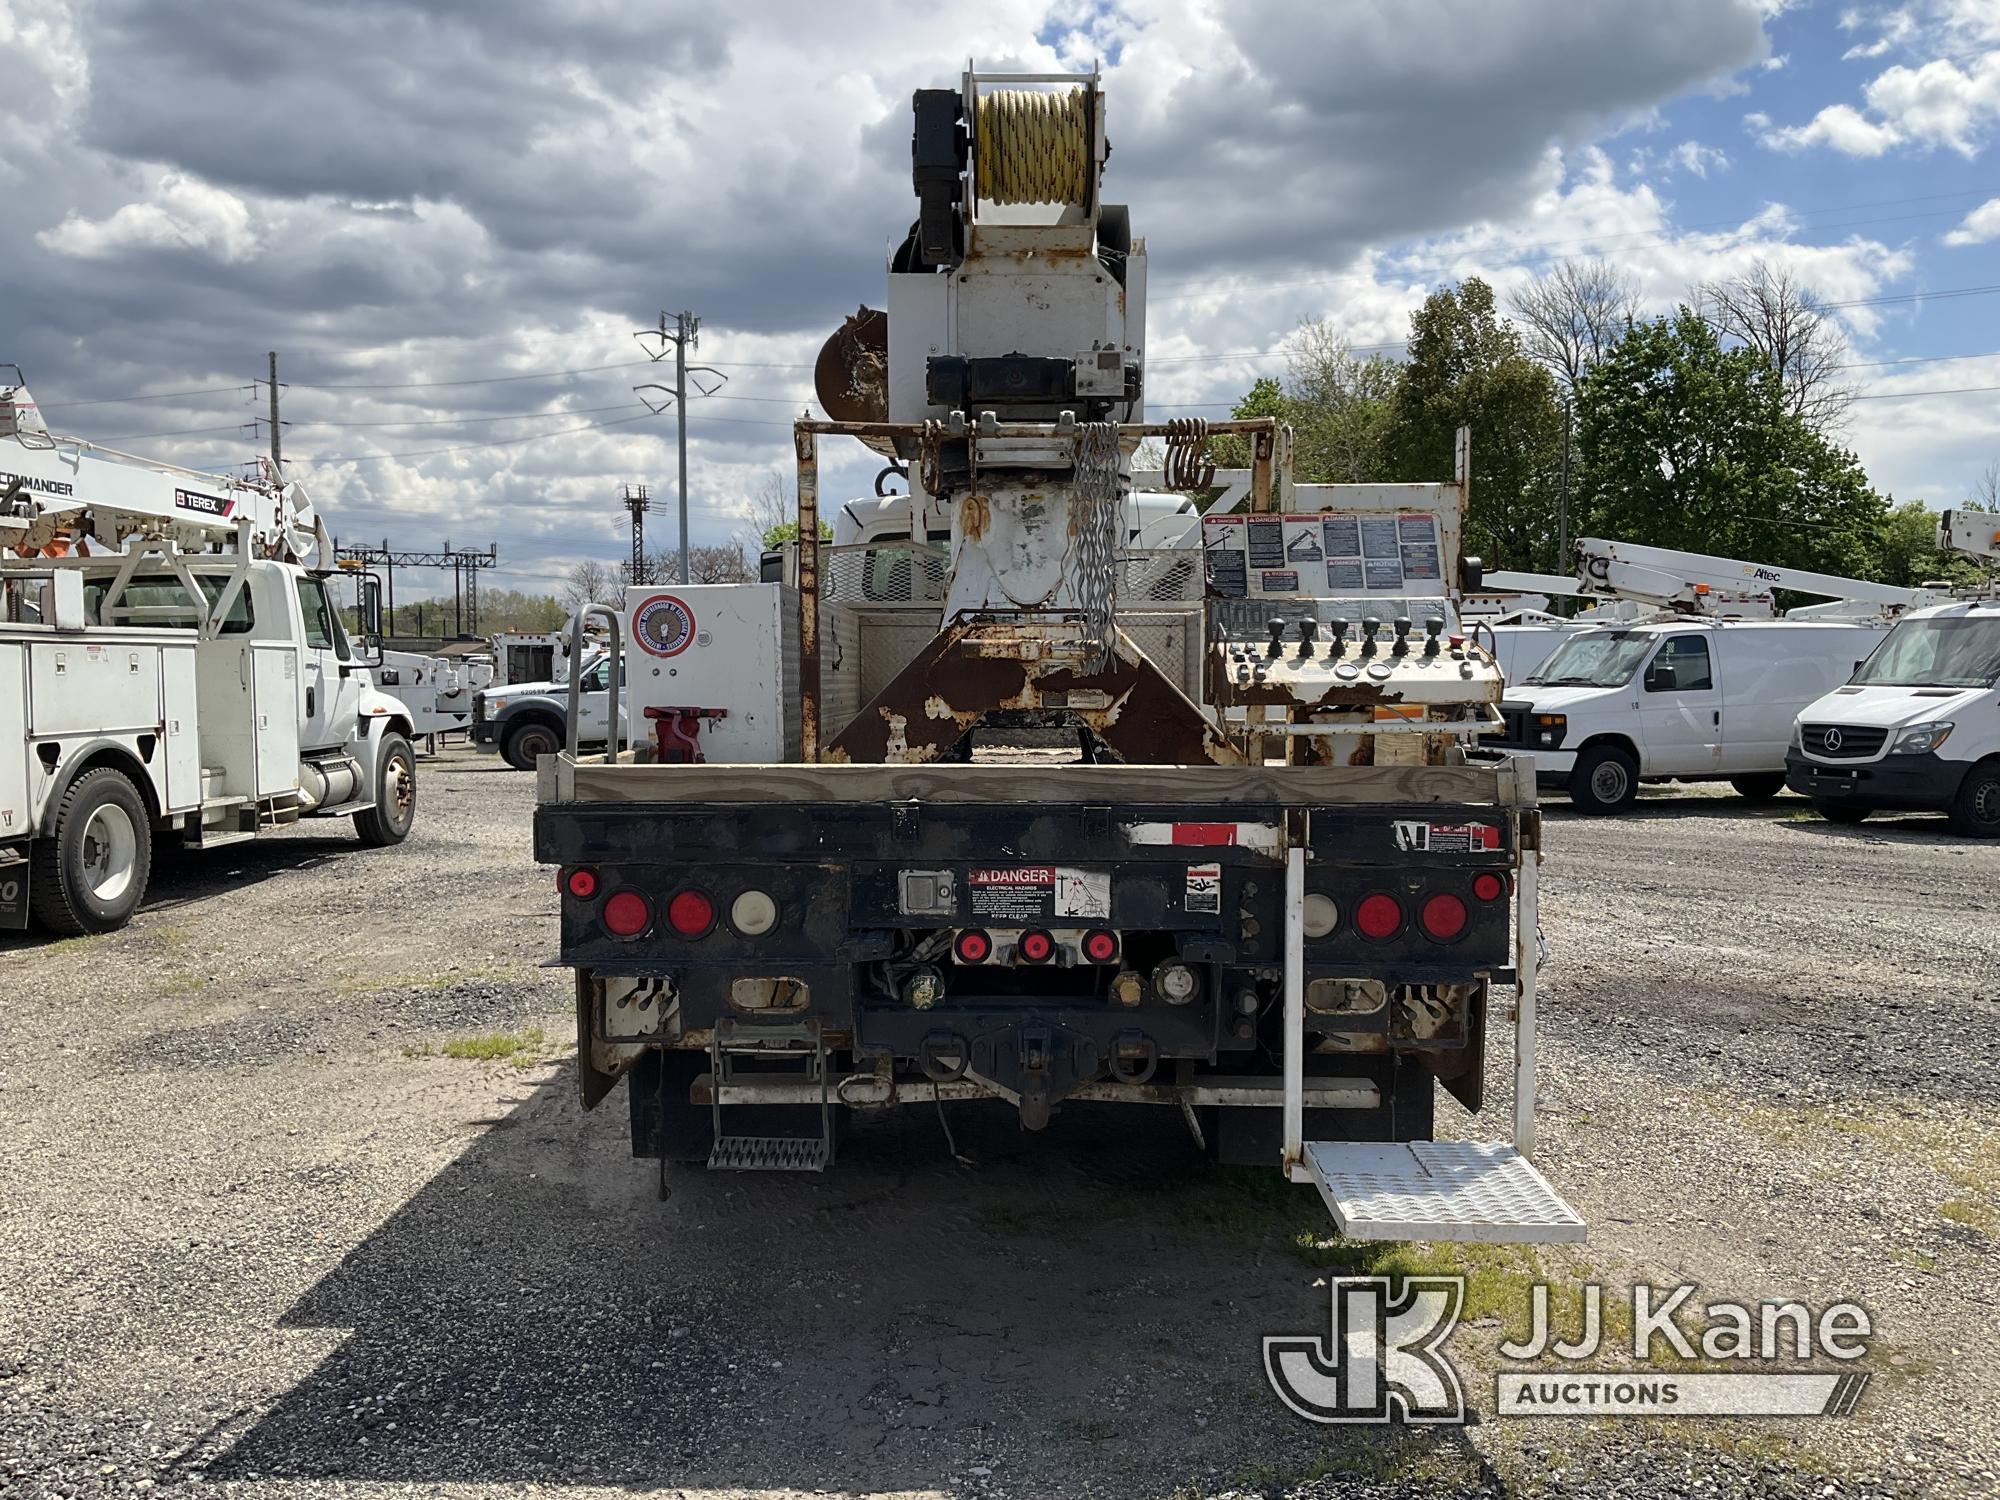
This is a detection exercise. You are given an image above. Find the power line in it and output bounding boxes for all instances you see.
[1851,382,2000,402]
[306,411,661,465]
[41,383,256,410]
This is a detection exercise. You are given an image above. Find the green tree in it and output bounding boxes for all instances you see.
[1880,497,1992,588]
[761,518,833,551]
[1575,310,1887,576]
[1385,278,1564,572]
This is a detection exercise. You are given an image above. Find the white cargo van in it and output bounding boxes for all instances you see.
[1490,619,1882,814]
[1785,597,2000,836]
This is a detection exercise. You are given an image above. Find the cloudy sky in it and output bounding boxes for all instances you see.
[4,0,1999,602]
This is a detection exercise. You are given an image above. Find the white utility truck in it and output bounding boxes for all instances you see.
[1487,540,1930,814]
[1786,509,2000,834]
[375,648,478,747]
[529,69,1583,1247]
[0,370,418,933]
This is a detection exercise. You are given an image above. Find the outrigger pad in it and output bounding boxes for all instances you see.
[823,622,1244,766]
[1300,1140,1586,1245]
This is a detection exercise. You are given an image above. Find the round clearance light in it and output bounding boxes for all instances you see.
[1153,960,1201,1005]
[1472,872,1506,903]
[1082,929,1120,965]
[564,867,599,900]
[730,889,778,937]
[1017,929,1055,964]
[1420,892,1469,942]
[1354,893,1403,941]
[602,890,651,938]
[1302,893,1338,938]
[954,929,992,964]
[667,889,716,938]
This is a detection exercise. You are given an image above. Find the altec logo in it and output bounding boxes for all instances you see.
[1264,1277,1466,1424]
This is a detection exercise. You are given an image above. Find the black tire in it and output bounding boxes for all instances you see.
[1569,743,1639,815]
[1812,800,1871,826]
[354,734,416,847]
[1729,773,1787,802]
[501,718,562,772]
[30,767,152,935]
[1946,760,2000,839]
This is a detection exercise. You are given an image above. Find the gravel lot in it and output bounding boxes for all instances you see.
[3,747,1996,1500]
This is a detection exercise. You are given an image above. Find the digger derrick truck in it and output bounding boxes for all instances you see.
[533,69,1583,1243]
[0,369,418,934]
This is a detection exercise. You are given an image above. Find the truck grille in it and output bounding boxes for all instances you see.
[1799,724,1885,759]
[1494,702,1531,749]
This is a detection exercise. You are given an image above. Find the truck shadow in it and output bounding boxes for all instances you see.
[201,1071,1506,1493]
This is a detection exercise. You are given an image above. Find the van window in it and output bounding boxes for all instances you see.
[84,574,254,633]
[1646,635,1713,693]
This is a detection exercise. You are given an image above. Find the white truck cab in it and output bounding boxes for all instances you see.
[1786,598,2000,835]
[472,650,629,769]
[1490,618,1880,814]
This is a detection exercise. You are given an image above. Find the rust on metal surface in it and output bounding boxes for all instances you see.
[813,307,896,461]
[796,426,822,763]
[824,620,1246,766]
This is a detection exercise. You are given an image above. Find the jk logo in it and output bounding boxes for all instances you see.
[1264,1276,1467,1424]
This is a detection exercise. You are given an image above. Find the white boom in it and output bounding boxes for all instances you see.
[1567,537,1933,618]
[1938,508,2000,566]
[0,372,325,563]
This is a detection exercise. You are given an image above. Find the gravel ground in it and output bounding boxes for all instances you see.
[2,748,1996,1500]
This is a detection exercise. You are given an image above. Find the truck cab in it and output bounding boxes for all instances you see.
[473,651,629,770]
[1786,598,2000,835]
[1491,619,1879,814]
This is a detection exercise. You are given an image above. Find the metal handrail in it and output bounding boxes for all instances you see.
[565,603,624,763]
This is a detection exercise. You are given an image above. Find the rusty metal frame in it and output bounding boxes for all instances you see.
[792,416,1278,762]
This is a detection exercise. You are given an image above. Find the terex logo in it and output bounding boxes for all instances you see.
[174,487,235,518]
[1264,1276,1466,1424]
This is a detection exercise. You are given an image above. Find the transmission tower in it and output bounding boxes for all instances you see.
[333,538,497,637]
[622,483,651,585]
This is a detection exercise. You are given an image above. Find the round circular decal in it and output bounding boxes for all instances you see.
[633,593,697,657]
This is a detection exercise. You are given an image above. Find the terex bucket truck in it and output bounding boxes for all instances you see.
[532,70,1584,1243]
[0,369,419,934]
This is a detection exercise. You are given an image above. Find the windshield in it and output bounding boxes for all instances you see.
[1525,630,1653,688]
[1851,615,2000,688]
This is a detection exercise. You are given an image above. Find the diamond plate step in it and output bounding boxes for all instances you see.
[1301,1140,1586,1245]
[707,1135,830,1172]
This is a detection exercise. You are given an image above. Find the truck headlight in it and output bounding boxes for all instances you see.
[1535,712,1565,747]
[1891,720,1953,755]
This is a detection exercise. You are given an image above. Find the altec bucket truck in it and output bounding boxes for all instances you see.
[0,368,419,933]
[531,70,1583,1242]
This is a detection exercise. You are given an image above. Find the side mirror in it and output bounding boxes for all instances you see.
[357,573,386,667]
[1643,664,1671,692]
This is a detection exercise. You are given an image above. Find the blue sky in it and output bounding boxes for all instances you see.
[3,0,1997,600]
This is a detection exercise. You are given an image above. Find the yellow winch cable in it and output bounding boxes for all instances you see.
[975,86,1090,206]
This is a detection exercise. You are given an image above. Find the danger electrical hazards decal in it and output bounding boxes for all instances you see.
[1391,819,1502,854]
[966,867,1111,922]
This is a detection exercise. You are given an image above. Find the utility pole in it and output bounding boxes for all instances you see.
[634,311,727,586]
[267,351,282,470]
[623,483,651,585]
[1557,399,1573,563]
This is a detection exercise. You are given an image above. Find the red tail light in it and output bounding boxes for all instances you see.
[1420,892,1468,942]
[954,929,992,964]
[564,867,599,899]
[1082,929,1119,964]
[1354,893,1403,940]
[1472,872,1505,902]
[667,889,716,937]
[602,890,651,937]
[1017,929,1054,964]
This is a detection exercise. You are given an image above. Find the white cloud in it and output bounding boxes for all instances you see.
[1759,3,2000,157]
[1668,139,1731,175]
[38,171,261,262]
[1943,196,2000,244]
[1762,52,1791,71]
[1759,101,1905,154]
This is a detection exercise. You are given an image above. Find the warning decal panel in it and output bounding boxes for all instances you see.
[1391,820,1502,854]
[967,867,1111,921]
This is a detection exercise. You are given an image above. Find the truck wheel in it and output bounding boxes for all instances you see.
[1946,761,2000,838]
[30,768,152,935]
[501,719,561,771]
[1729,773,1787,802]
[354,734,416,847]
[1569,744,1638,815]
[1812,800,1871,826]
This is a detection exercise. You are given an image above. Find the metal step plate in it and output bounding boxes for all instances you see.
[707,1135,830,1172]
[1300,1140,1586,1244]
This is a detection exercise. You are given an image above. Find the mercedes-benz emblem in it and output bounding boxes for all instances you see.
[1823,728,1843,752]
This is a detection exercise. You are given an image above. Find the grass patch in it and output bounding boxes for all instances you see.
[1939,1198,1994,1234]
[439,1025,545,1062]
[160,972,210,997]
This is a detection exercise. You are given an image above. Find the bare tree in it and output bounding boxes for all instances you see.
[559,559,619,611]
[1696,259,1855,433]
[1509,258,1640,398]
[1976,459,2000,510]
[643,542,752,584]
[748,469,795,547]
[1283,320,1402,483]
